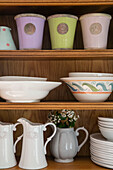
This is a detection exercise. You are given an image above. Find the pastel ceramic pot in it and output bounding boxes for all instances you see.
[50,127,88,163]
[0,26,16,50]
[47,14,78,49]
[60,77,113,102]
[14,13,46,50]
[79,13,112,49]
[0,81,61,103]
[69,72,113,77]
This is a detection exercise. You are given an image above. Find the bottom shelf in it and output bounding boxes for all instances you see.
[7,157,108,170]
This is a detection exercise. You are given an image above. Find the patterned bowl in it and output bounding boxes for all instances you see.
[60,77,113,102]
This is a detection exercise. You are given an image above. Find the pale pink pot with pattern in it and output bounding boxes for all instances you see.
[14,14,46,50]
[80,13,112,49]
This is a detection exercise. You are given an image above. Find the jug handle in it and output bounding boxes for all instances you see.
[13,123,23,154]
[43,122,56,155]
[75,127,88,152]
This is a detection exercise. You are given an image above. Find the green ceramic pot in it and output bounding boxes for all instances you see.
[47,14,78,50]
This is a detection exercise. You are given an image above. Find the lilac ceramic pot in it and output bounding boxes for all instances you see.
[14,13,46,50]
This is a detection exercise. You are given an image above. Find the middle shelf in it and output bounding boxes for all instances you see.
[0,102,113,110]
[0,49,113,60]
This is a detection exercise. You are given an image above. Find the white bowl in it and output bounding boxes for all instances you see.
[0,81,61,103]
[0,76,47,81]
[60,77,113,102]
[98,117,113,122]
[98,123,113,129]
[99,126,113,142]
[69,72,113,77]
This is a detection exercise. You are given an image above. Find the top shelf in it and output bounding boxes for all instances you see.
[0,0,113,6]
[0,49,113,60]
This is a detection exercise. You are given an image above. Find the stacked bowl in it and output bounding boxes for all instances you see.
[60,72,113,102]
[98,117,113,142]
[0,76,61,103]
[90,133,113,169]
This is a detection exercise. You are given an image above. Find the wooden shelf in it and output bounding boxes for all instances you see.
[0,0,113,6]
[0,49,113,60]
[6,157,108,170]
[0,102,113,110]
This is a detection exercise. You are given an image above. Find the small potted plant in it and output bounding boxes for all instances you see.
[47,109,88,163]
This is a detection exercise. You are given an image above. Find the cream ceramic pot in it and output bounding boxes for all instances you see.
[80,13,111,49]
[0,121,20,169]
[15,118,56,169]
[50,127,88,163]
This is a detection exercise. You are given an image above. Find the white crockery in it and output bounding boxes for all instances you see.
[60,77,113,102]
[90,143,113,153]
[0,81,61,103]
[98,120,113,126]
[91,157,113,169]
[98,117,113,122]
[98,123,113,129]
[99,126,113,141]
[91,149,113,160]
[0,121,20,169]
[91,154,113,165]
[69,72,113,77]
[0,76,47,81]
[16,118,56,169]
[90,133,113,146]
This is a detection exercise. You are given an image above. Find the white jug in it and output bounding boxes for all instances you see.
[15,117,56,169]
[0,121,20,169]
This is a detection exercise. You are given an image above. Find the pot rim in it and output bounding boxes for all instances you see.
[47,14,78,20]
[14,13,46,20]
[79,13,112,21]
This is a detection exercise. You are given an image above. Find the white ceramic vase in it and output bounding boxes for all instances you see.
[50,127,88,163]
[80,13,112,49]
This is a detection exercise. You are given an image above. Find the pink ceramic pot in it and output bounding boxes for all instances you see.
[14,13,46,50]
[80,13,112,49]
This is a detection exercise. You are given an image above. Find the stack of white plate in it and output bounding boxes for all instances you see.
[98,117,113,142]
[90,133,113,169]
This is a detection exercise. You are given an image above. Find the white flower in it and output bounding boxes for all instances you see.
[69,119,73,122]
[73,115,79,121]
[68,113,74,118]
[61,113,66,117]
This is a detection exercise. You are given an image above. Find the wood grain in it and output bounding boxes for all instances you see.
[0,1,112,160]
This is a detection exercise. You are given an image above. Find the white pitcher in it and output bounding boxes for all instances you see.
[0,121,20,169]
[50,127,88,163]
[14,117,56,169]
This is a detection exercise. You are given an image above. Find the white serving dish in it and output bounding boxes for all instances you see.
[0,81,61,103]
[91,157,113,169]
[90,133,113,146]
[60,77,113,102]
[99,126,113,142]
[69,72,113,77]
[90,143,113,153]
[0,76,47,81]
